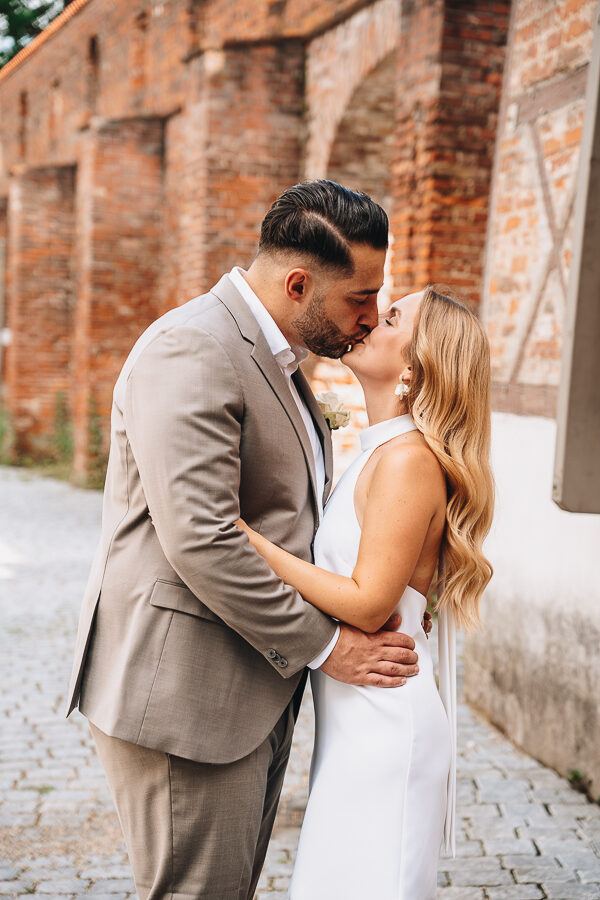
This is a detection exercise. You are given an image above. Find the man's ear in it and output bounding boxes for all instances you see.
[284,268,312,304]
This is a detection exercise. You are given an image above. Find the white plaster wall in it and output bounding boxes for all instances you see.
[466,411,600,796]
[485,412,600,601]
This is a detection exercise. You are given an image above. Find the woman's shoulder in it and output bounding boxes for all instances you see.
[374,433,445,490]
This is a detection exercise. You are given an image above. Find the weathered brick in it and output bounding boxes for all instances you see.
[483,0,596,404]
[0,0,596,471]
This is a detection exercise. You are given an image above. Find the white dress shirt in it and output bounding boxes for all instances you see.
[229,267,339,669]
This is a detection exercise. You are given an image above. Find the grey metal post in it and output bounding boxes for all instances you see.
[553,1,600,512]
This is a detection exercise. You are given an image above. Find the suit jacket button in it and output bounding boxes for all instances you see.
[267,649,277,659]
[278,658,288,668]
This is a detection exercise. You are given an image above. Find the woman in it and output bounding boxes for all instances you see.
[237,285,494,899]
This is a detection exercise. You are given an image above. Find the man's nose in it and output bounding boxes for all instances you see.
[358,299,379,332]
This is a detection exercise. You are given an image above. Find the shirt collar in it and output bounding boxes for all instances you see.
[229,267,309,376]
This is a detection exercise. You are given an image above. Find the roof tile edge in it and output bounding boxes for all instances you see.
[0,0,95,85]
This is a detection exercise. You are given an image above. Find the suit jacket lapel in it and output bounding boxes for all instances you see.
[250,335,320,508]
[211,275,322,518]
[292,367,334,507]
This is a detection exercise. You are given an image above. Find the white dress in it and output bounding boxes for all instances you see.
[290,414,457,900]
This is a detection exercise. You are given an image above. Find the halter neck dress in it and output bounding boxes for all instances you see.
[289,414,457,900]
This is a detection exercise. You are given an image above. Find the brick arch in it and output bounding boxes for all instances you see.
[307,50,399,475]
[327,50,396,209]
[303,0,400,180]
[326,48,396,310]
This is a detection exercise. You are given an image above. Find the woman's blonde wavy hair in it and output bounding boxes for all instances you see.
[406,286,494,631]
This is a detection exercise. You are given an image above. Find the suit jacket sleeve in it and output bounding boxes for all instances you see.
[124,323,337,678]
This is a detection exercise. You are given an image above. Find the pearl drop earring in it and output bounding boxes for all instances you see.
[395,378,410,397]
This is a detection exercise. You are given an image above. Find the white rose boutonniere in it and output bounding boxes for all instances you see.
[315,391,351,431]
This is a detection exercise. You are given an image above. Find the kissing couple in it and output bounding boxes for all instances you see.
[67,180,494,899]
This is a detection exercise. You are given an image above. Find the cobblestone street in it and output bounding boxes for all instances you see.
[1,467,599,899]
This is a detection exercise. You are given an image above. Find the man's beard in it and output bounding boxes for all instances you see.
[291,292,361,359]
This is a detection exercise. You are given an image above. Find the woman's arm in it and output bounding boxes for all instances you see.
[237,443,444,633]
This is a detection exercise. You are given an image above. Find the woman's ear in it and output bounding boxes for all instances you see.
[395,364,412,397]
[400,364,412,386]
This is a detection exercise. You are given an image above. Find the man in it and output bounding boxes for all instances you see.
[67,180,420,898]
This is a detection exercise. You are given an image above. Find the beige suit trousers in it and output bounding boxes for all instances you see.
[89,703,295,900]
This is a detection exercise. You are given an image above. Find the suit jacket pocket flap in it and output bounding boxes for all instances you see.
[149,579,222,623]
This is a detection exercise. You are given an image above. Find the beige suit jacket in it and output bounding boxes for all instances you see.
[67,274,337,763]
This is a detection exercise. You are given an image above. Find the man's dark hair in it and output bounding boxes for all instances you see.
[258,180,388,274]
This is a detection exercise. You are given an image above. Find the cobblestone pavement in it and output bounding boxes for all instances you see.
[1,466,599,899]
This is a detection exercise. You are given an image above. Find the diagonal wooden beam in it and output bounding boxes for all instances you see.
[509,123,576,384]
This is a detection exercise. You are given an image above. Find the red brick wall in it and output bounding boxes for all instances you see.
[159,41,305,309]
[201,42,305,286]
[200,0,376,44]
[0,0,595,478]
[4,166,75,456]
[0,1,188,196]
[0,0,391,196]
[0,1,310,475]
[391,0,510,306]
[159,55,208,309]
[72,117,164,480]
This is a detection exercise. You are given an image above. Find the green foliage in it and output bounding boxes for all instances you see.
[0,401,14,463]
[52,390,73,461]
[568,768,590,792]
[0,1,72,67]
[86,394,107,490]
[88,394,103,459]
[568,769,599,804]
[0,393,74,480]
[0,393,107,489]
[24,783,55,794]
